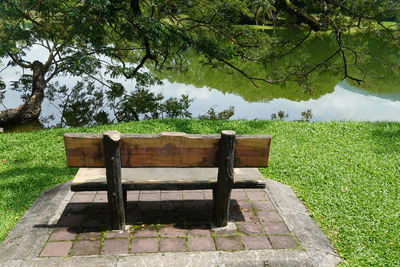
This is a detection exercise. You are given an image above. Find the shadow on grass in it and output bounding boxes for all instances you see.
[369,122,400,154]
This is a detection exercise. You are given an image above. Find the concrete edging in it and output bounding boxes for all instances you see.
[265,179,341,267]
[0,182,73,261]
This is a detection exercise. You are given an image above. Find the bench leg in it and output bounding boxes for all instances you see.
[213,186,233,227]
[123,189,127,210]
[104,131,126,230]
[213,131,235,227]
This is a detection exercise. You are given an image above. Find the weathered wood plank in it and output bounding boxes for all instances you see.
[64,132,271,167]
[70,167,266,191]
[64,134,104,167]
[103,131,125,230]
[213,130,235,227]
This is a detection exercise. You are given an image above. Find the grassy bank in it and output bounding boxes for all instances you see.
[0,119,399,265]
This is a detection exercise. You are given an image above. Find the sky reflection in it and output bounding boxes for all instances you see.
[1,43,399,124]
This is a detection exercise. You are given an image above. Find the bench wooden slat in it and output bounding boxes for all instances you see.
[64,132,271,168]
[70,168,266,191]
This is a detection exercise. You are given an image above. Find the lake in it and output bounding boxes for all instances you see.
[1,31,399,131]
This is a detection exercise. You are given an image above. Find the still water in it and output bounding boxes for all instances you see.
[1,32,399,131]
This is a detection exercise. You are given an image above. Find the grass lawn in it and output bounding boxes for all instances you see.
[0,119,399,265]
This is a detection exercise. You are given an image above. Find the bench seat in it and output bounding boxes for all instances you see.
[71,168,266,191]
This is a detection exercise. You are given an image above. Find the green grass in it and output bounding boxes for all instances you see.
[382,21,398,28]
[0,119,399,265]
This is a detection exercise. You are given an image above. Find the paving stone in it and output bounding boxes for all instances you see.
[78,231,103,240]
[241,235,272,250]
[161,190,182,194]
[182,192,204,200]
[213,226,239,236]
[70,194,95,203]
[229,210,247,221]
[215,236,244,250]
[204,190,213,199]
[184,190,204,194]
[141,190,161,194]
[159,238,186,252]
[96,191,107,195]
[80,213,110,228]
[126,212,143,225]
[101,239,129,255]
[161,201,184,214]
[160,226,186,237]
[245,189,263,192]
[251,201,275,211]
[131,238,159,253]
[64,203,90,214]
[184,201,208,211]
[185,213,211,224]
[161,192,183,200]
[125,202,139,213]
[81,217,109,228]
[160,208,185,224]
[139,193,160,201]
[74,191,96,196]
[246,191,268,201]
[188,237,216,251]
[39,241,73,257]
[256,211,282,222]
[134,228,158,237]
[56,215,86,227]
[136,204,161,223]
[268,235,298,249]
[139,215,161,225]
[187,228,211,236]
[93,194,108,203]
[106,230,131,239]
[237,221,263,235]
[89,203,109,214]
[70,240,101,256]
[241,211,257,222]
[237,201,252,211]
[49,227,77,241]
[138,201,161,211]
[262,221,290,234]
[126,191,139,201]
[231,190,248,200]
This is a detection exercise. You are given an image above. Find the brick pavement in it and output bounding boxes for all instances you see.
[39,189,300,257]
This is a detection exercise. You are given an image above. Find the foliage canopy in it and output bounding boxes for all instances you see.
[0,0,399,125]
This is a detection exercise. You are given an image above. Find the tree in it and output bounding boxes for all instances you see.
[0,1,110,124]
[249,0,276,24]
[0,0,399,126]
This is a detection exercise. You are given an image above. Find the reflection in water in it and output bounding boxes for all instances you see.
[148,80,400,122]
[2,74,400,132]
[1,32,399,132]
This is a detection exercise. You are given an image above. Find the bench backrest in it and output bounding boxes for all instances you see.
[64,131,271,168]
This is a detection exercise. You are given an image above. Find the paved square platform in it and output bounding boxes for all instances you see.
[0,179,340,266]
[40,189,298,257]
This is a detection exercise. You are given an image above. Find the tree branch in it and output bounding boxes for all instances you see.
[335,28,362,84]
[278,0,320,31]
[7,53,32,69]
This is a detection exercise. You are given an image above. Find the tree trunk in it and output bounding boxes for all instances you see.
[278,0,320,31]
[0,61,46,126]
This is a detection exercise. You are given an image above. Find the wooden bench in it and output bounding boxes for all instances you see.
[64,130,271,230]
